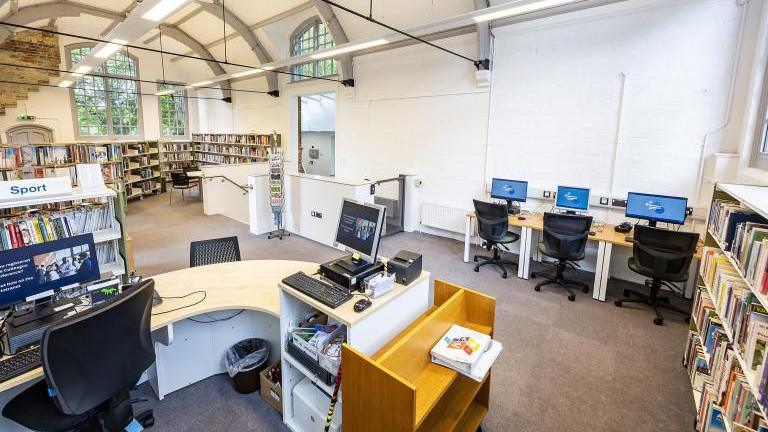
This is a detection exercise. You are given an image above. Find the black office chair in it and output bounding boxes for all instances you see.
[190,236,241,267]
[2,280,156,432]
[615,225,699,325]
[532,212,593,301]
[169,171,199,204]
[472,200,519,279]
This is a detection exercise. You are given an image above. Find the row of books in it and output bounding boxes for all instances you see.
[95,243,117,266]
[123,143,156,155]
[0,204,116,251]
[429,324,502,382]
[194,144,269,158]
[0,147,22,169]
[33,145,76,166]
[160,143,193,152]
[194,155,254,165]
[192,133,279,145]
[74,145,121,164]
[162,153,193,162]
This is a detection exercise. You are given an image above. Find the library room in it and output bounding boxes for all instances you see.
[1,0,768,431]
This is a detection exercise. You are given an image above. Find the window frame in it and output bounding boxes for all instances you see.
[156,82,189,139]
[66,43,144,141]
[290,18,337,82]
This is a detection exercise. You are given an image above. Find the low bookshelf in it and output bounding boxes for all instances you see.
[122,140,161,200]
[685,183,768,431]
[159,139,196,182]
[191,133,279,167]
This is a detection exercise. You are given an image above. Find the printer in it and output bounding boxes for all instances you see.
[386,250,422,285]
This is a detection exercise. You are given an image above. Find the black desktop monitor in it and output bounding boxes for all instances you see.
[626,192,688,227]
[0,234,101,310]
[334,199,386,269]
[490,178,528,203]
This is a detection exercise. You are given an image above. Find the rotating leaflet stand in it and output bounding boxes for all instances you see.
[268,144,290,240]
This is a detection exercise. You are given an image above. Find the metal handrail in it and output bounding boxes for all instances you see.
[202,175,250,195]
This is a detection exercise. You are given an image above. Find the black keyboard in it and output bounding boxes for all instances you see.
[0,346,41,383]
[282,272,353,309]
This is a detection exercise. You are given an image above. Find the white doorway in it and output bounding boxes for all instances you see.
[298,93,336,177]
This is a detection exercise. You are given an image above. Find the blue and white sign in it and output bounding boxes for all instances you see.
[0,177,73,202]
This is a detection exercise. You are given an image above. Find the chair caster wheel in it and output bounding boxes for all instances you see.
[534,286,541,292]
[582,287,589,293]
[473,257,478,262]
[474,267,479,272]
[614,300,622,307]
[654,317,664,326]
[502,273,508,279]
[568,294,576,302]
[531,274,537,279]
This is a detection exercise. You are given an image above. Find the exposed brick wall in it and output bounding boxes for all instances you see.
[0,26,60,115]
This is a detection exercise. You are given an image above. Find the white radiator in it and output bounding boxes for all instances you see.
[420,203,469,234]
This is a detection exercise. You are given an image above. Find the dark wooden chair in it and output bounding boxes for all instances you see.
[169,171,199,204]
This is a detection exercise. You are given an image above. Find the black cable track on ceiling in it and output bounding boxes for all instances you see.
[0,78,231,101]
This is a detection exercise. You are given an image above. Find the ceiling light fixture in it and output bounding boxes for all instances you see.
[155,89,176,96]
[58,80,73,88]
[95,39,129,58]
[189,80,213,88]
[310,39,389,60]
[142,0,189,22]
[473,0,582,22]
[232,69,263,78]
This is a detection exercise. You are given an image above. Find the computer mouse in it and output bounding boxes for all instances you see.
[518,216,526,221]
[354,298,372,313]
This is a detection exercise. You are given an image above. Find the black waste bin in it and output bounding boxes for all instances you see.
[225,338,270,394]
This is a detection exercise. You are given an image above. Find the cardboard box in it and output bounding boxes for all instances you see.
[260,361,282,414]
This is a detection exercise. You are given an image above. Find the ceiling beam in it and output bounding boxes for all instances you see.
[167,2,314,63]
[99,0,139,37]
[474,0,491,70]
[313,0,352,82]
[158,25,231,99]
[195,0,278,92]
[0,1,125,44]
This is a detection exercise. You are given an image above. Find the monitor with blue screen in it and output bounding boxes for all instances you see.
[555,186,590,213]
[626,192,688,226]
[491,178,528,202]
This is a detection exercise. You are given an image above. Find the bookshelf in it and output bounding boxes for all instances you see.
[342,280,495,432]
[122,140,161,200]
[159,139,196,182]
[191,133,279,167]
[685,183,768,431]
[0,187,129,279]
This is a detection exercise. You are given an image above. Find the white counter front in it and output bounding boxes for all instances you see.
[249,173,375,246]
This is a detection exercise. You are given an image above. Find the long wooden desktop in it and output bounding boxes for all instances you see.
[464,213,700,301]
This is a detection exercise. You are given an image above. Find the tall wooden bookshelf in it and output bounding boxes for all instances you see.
[122,140,161,201]
[159,139,196,182]
[191,133,279,166]
[685,183,768,431]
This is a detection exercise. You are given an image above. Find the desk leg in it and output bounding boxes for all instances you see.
[464,216,472,263]
[518,227,532,279]
[594,242,612,302]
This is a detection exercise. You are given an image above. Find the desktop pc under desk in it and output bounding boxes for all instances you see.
[0,260,431,432]
[463,212,702,302]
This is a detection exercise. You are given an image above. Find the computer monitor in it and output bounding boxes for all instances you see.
[0,234,101,310]
[555,185,591,214]
[334,198,386,271]
[490,178,528,203]
[626,192,688,227]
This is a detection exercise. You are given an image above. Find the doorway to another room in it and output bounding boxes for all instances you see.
[298,93,336,177]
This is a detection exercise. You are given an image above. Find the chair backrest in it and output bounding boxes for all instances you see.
[42,280,155,416]
[632,225,699,281]
[170,171,189,186]
[190,236,241,267]
[541,212,593,260]
[473,200,509,243]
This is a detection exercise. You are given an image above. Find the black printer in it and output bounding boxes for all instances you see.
[386,250,422,285]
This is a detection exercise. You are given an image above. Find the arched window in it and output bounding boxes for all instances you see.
[291,19,337,81]
[67,44,141,138]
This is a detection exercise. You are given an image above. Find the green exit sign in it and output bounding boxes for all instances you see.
[16,114,36,121]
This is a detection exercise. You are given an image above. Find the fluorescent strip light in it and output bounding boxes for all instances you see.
[309,39,389,60]
[74,66,92,74]
[232,69,262,78]
[94,39,129,58]
[58,80,73,88]
[156,89,176,96]
[262,66,275,71]
[142,0,189,22]
[189,80,213,87]
[473,0,581,22]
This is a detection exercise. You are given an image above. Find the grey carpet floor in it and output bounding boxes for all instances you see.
[127,193,696,432]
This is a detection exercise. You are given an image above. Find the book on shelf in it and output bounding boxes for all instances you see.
[1,147,22,170]
[430,324,502,382]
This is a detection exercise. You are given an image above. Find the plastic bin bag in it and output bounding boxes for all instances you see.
[225,338,270,378]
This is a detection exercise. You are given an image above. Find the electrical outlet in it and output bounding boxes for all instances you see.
[543,191,551,199]
[612,199,627,208]
[599,197,610,206]
[686,207,694,216]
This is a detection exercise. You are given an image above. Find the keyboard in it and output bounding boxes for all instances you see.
[0,346,41,383]
[282,272,353,309]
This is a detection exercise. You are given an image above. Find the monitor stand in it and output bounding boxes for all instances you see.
[648,221,658,228]
[336,255,376,274]
[506,200,521,215]
[565,210,577,215]
[9,297,80,328]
